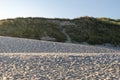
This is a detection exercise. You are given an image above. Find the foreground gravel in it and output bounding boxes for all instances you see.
[0,36,120,53]
[0,53,119,80]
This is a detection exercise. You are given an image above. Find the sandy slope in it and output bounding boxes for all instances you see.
[0,36,119,80]
[0,36,119,53]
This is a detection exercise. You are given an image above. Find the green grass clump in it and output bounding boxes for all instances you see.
[0,17,66,42]
[65,17,120,46]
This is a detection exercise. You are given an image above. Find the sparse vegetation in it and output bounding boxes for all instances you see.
[0,16,120,46]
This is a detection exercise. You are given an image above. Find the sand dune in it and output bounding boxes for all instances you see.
[0,36,119,53]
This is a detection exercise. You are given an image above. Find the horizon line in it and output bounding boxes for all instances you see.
[0,16,119,20]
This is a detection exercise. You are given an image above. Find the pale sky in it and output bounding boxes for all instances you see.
[0,0,120,19]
